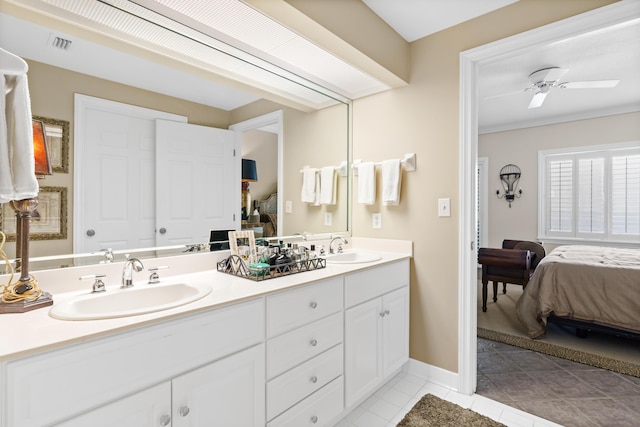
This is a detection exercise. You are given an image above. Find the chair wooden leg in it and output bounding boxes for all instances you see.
[503,283,507,294]
[492,281,498,303]
[482,279,488,312]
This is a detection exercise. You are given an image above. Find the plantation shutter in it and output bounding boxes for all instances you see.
[547,157,573,234]
[611,150,640,236]
[577,156,605,235]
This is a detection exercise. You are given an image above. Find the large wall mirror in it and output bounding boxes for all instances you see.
[0,1,351,270]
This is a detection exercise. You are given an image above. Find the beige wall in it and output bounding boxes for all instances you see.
[479,112,640,250]
[350,0,618,372]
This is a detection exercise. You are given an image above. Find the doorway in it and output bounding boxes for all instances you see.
[457,2,638,395]
[229,110,284,237]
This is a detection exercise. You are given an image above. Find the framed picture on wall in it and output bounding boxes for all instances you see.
[0,186,68,241]
[33,116,70,173]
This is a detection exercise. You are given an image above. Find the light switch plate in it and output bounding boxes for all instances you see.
[438,198,451,217]
[372,213,382,229]
[285,200,292,214]
[324,212,332,226]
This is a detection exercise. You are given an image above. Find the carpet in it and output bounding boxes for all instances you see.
[396,394,506,427]
[477,280,640,378]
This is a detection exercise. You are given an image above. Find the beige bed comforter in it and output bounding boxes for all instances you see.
[516,245,640,339]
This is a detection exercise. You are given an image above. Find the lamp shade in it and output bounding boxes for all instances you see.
[32,119,52,177]
[242,159,258,182]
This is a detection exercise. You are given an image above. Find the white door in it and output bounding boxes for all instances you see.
[78,108,158,252]
[74,95,186,253]
[155,120,237,246]
[172,344,265,427]
[382,287,409,377]
[56,382,171,427]
[344,297,383,407]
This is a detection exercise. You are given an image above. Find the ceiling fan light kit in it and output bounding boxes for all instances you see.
[522,66,620,109]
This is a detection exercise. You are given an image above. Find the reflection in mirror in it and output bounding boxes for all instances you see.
[0,2,351,271]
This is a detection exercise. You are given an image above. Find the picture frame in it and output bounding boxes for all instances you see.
[33,115,70,173]
[0,186,68,241]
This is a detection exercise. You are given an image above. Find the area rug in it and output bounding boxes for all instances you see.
[396,394,506,427]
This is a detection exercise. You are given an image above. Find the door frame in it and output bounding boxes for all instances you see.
[457,1,639,394]
[229,110,284,235]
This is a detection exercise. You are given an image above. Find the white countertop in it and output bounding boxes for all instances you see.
[0,240,411,362]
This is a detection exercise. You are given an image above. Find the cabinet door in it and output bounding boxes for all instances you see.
[344,297,383,407]
[172,344,265,427]
[55,382,171,427]
[382,286,409,377]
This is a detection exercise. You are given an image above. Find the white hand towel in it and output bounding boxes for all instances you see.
[313,172,321,206]
[382,159,402,205]
[0,72,39,204]
[320,166,336,205]
[300,168,317,203]
[357,162,376,205]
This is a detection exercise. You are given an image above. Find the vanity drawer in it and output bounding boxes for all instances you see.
[268,376,344,427]
[266,277,343,337]
[267,312,343,379]
[345,259,409,308]
[266,344,343,421]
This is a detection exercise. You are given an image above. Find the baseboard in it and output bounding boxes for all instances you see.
[404,358,460,392]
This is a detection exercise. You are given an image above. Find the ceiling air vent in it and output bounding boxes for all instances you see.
[49,35,73,52]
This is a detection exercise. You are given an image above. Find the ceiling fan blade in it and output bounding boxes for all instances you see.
[559,79,620,89]
[528,91,547,109]
[483,88,529,100]
[542,67,569,82]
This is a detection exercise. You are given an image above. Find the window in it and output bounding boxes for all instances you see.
[539,142,640,243]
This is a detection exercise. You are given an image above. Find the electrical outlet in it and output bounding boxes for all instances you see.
[372,213,382,229]
[438,198,451,217]
[324,212,332,226]
[285,200,292,214]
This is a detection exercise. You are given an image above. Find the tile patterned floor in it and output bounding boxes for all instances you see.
[476,338,640,427]
[335,365,561,427]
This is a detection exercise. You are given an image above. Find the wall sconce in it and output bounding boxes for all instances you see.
[241,159,258,222]
[496,163,522,208]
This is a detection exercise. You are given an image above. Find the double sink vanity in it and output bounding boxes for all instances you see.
[0,239,411,427]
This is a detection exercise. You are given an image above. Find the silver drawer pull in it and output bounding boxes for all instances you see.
[379,311,386,317]
[179,406,190,417]
[311,415,319,424]
[310,339,318,347]
[385,310,390,315]
[159,414,171,426]
[309,301,318,309]
[310,375,318,383]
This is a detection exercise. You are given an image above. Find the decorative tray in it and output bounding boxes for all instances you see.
[217,255,326,282]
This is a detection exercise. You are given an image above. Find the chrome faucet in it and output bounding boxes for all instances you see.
[329,236,349,254]
[122,254,144,288]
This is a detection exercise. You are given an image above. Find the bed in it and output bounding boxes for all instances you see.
[516,245,640,339]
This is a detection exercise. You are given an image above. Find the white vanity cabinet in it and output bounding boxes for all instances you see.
[265,277,345,426]
[3,298,265,427]
[1,254,412,427]
[56,344,265,427]
[344,260,410,407]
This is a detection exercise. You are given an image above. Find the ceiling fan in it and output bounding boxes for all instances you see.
[523,66,619,109]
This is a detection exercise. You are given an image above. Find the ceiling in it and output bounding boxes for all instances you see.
[366,0,640,133]
[2,0,639,131]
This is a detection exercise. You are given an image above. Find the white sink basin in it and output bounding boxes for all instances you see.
[325,250,382,264]
[49,282,212,320]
